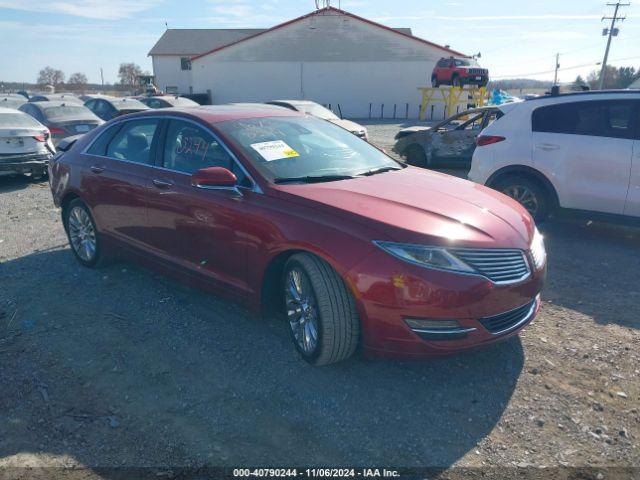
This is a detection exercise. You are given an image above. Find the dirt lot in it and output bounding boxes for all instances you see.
[0,123,639,478]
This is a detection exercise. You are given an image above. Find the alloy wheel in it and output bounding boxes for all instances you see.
[67,206,97,262]
[502,185,539,217]
[284,268,320,355]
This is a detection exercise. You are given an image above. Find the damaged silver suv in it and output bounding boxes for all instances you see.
[393,106,504,169]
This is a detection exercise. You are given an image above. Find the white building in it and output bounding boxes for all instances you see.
[149,6,466,118]
[149,28,266,94]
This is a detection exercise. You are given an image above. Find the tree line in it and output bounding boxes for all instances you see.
[36,63,147,87]
[573,65,639,90]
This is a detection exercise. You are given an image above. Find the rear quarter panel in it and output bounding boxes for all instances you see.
[470,104,534,184]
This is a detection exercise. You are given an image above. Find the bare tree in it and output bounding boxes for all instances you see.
[68,72,88,85]
[37,66,65,85]
[118,62,143,86]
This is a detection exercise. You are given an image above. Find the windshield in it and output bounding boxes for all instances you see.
[217,116,400,183]
[454,58,479,67]
[44,106,95,120]
[292,103,339,120]
[0,112,42,128]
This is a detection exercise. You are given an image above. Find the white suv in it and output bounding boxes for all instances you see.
[468,91,640,221]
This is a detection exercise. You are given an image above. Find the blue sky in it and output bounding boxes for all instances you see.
[0,0,638,85]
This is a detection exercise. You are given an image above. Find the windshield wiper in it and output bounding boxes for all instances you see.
[274,174,357,184]
[355,165,405,177]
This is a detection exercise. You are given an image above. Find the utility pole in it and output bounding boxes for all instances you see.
[599,2,629,90]
[553,53,560,85]
[100,68,104,86]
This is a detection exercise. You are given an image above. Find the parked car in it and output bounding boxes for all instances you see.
[49,105,545,365]
[266,100,368,139]
[393,106,503,168]
[84,97,149,121]
[431,57,489,88]
[0,95,27,110]
[79,94,115,102]
[29,93,83,104]
[19,101,103,145]
[139,95,200,109]
[468,90,640,221]
[0,107,54,178]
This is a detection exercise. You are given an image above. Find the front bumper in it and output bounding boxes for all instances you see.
[462,75,489,85]
[347,249,545,358]
[0,153,52,176]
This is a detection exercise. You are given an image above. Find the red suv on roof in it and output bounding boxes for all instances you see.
[432,57,489,88]
[49,105,545,365]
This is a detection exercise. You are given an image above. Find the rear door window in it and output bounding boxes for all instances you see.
[532,100,635,139]
[105,119,160,165]
[87,124,121,156]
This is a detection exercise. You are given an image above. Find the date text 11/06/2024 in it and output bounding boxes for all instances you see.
[232,468,401,478]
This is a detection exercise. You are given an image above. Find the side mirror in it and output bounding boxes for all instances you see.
[191,167,238,190]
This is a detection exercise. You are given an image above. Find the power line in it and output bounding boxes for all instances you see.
[491,54,640,80]
[599,2,630,89]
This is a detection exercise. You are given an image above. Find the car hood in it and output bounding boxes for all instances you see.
[328,118,367,134]
[399,126,431,134]
[274,167,535,249]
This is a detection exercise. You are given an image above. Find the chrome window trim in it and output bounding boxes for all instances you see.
[81,114,262,194]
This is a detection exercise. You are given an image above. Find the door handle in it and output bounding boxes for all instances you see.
[535,143,560,151]
[90,165,104,174]
[152,179,173,189]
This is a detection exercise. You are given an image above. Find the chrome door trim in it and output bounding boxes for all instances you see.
[81,114,263,194]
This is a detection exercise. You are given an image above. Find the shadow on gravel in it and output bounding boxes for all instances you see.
[0,175,35,193]
[1,248,523,473]
[540,219,640,330]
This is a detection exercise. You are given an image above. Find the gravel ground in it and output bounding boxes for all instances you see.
[0,122,639,478]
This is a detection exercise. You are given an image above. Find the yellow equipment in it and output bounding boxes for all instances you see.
[418,86,488,120]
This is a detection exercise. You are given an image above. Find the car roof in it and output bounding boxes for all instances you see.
[0,107,27,114]
[524,89,640,102]
[104,97,149,109]
[128,105,304,124]
[29,101,88,109]
[270,100,318,106]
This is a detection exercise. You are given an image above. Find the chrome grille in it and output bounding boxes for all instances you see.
[450,248,530,284]
[479,299,536,334]
[468,68,487,75]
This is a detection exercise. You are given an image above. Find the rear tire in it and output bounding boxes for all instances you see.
[494,175,550,222]
[431,76,439,88]
[405,145,428,168]
[63,199,107,268]
[283,253,360,366]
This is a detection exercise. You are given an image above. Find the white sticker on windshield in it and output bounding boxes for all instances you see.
[250,140,299,161]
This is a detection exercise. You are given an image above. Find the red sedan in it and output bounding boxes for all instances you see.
[49,105,546,365]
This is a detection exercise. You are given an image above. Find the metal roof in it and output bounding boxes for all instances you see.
[149,24,414,57]
[191,7,462,60]
[149,29,267,56]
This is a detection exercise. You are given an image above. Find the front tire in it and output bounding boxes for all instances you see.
[283,253,360,366]
[452,75,462,87]
[405,145,428,168]
[63,199,105,268]
[494,175,550,222]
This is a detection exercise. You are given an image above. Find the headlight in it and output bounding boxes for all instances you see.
[373,241,474,273]
[530,228,546,270]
